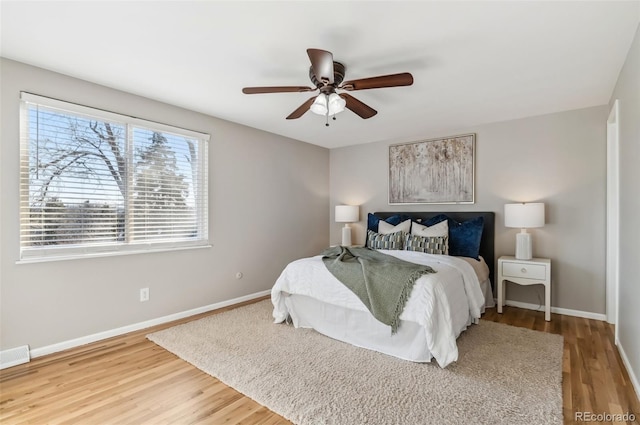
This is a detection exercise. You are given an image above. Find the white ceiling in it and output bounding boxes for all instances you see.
[1,1,638,149]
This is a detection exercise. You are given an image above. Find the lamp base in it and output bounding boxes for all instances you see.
[341,225,352,246]
[515,231,532,260]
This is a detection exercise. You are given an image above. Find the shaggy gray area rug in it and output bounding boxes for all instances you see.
[147,300,563,425]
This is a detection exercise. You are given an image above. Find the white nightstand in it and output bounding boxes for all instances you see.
[497,256,551,321]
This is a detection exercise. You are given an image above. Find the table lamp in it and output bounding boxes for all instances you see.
[504,203,545,260]
[335,205,359,246]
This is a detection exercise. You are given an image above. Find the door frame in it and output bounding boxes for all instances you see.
[606,99,620,335]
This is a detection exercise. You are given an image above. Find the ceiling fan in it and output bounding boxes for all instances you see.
[242,48,414,126]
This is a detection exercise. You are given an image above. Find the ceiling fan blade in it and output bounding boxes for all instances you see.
[340,72,413,91]
[339,93,377,119]
[307,48,334,84]
[242,86,316,94]
[286,96,317,120]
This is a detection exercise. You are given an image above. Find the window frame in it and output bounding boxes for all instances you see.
[18,92,210,263]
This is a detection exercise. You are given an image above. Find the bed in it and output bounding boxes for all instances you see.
[271,211,495,368]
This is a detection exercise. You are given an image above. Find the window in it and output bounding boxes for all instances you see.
[19,93,209,261]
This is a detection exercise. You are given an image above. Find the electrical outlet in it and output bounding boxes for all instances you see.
[140,287,149,302]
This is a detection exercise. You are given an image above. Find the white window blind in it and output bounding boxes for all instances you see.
[19,93,209,261]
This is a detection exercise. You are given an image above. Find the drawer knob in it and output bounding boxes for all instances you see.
[521,268,527,273]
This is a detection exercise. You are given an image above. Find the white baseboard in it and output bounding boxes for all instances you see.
[616,340,640,401]
[29,290,271,359]
[502,299,607,321]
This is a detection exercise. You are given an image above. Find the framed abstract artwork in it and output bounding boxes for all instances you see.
[389,134,475,204]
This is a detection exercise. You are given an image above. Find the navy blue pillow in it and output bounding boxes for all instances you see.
[424,214,449,227]
[426,215,484,259]
[367,213,410,233]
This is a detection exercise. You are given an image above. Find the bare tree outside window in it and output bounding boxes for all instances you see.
[26,111,126,246]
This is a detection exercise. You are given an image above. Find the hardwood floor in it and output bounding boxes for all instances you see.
[483,307,639,425]
[1,299,638,424]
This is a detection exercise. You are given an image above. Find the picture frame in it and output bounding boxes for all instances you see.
[388,133,475,204]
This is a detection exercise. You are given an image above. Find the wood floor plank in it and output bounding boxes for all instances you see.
[2,298,639,424]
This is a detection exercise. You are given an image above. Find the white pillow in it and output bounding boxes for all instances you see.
[411,220,448,237]
[378,219,412,235]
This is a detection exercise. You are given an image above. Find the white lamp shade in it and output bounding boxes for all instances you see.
[327,93,346,115]
[310,95,328,115]
[504,203,545,229]
[335,205,359,223]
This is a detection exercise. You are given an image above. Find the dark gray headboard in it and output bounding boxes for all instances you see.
[373,211,495,289]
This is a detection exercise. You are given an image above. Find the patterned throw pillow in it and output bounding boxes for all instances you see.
[405,234,449,255]
[366,230,406,250]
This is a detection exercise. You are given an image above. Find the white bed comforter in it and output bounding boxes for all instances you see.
[271,250,486,367]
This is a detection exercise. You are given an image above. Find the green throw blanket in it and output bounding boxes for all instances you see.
[321,246,436,334]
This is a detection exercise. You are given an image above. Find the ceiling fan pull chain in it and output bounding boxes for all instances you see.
[325,94,330,126]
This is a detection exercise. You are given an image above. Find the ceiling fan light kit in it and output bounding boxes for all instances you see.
[310,93,344,116]
[310,93,347,126]
[242,48,413,126]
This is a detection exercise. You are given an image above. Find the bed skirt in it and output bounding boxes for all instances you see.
[284,278,494,363]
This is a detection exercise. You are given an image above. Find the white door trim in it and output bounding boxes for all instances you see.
[606,99,620,333]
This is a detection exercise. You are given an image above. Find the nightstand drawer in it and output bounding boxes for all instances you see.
[502,262,546,280]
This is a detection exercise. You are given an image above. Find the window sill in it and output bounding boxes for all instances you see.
[16,243,212,265]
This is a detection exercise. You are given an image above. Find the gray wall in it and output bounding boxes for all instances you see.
[609,25,640,396]
[0,59,330,351]
[330,106,607,315]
